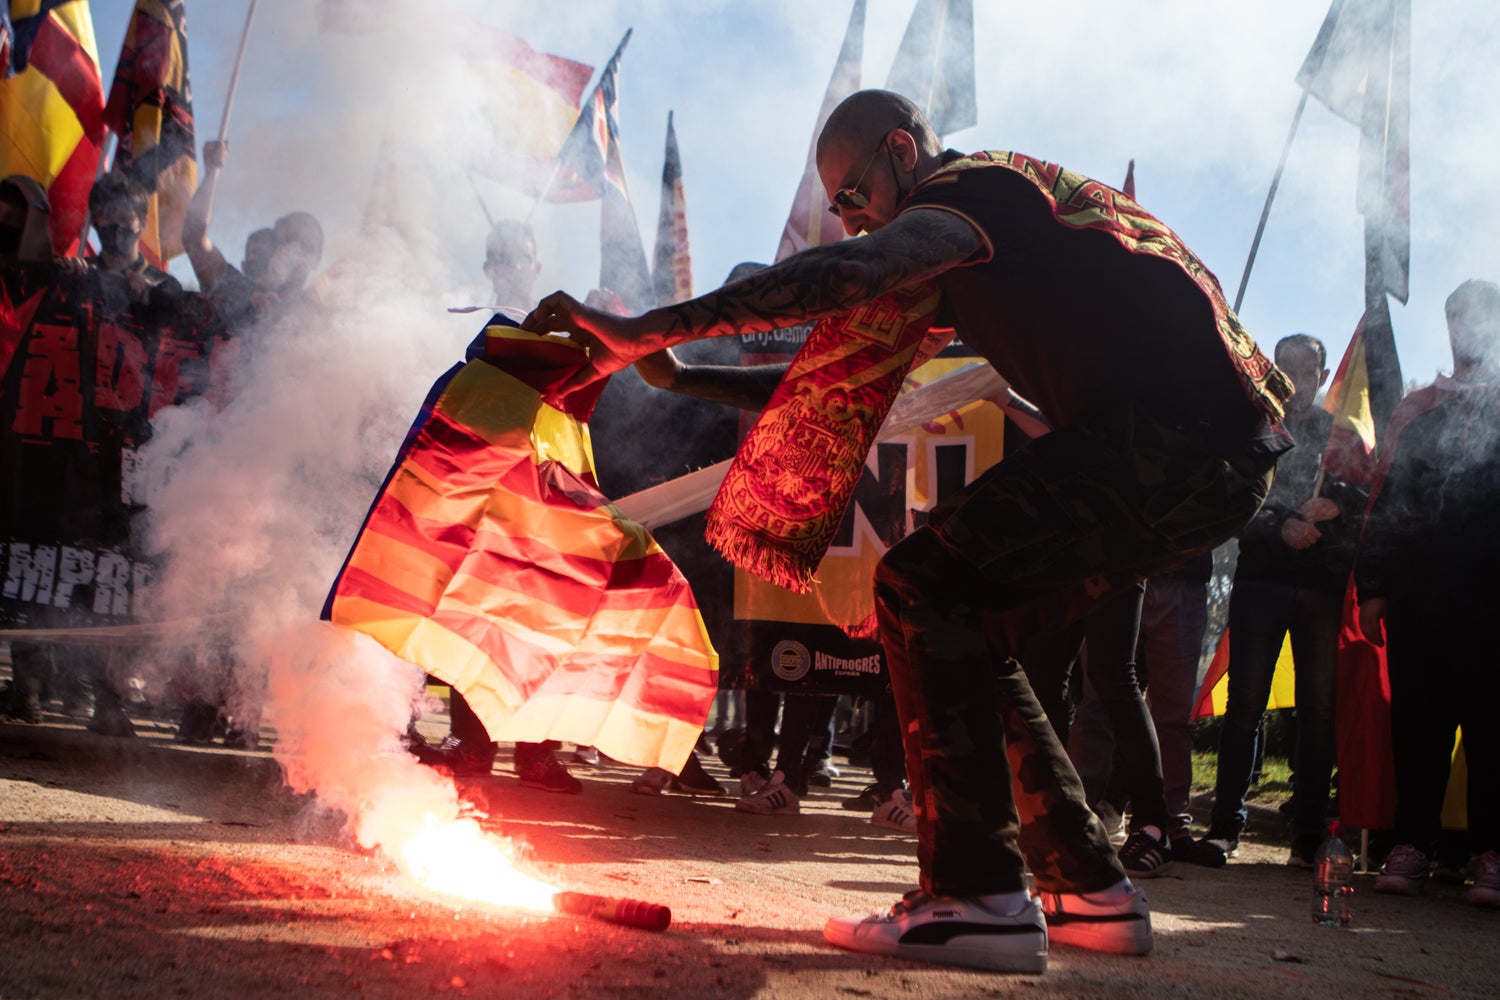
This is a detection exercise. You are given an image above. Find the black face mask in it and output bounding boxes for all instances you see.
[96,225,139,259]
[0,224,20,257]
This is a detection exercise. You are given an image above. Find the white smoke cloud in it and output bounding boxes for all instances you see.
[97,0,1498,844]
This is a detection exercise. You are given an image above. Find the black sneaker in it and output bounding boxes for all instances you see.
[413,736,496,776]
[516,753,582,793]
[670,751,727,796]
[805,756,839,787]
[1287,833,1320,870]
[1118,827,1174,878]
[1180,831,1237,868]
[842,783,882,811]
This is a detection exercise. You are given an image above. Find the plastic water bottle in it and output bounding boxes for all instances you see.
[1312,821,1354,926]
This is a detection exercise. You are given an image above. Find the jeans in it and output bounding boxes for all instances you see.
[1023,583,1177,834]
[1209,578,1342,839]
[1071,573,1210,838]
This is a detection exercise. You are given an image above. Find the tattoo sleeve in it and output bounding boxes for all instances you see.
[648,209,983,343]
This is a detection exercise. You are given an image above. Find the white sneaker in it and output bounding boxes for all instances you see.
[1036,879,1152,955]
[824,889,1047,973]
[871,789,917,833]
[735,771,799,815]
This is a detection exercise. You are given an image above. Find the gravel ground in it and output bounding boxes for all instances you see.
[2,713,1497,1000]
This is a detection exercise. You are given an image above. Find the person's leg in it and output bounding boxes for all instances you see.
[1284,586,1344,859]
[739,690,779,784]
[877,526,1123,897]
[1207,579,1292,843]
[1384,600,1457,854]
[1137,574,1210,842]
[831,402,1273,962]
[1078,585,1169,833]
[1065,672,1118,811]
[1020,622,1086,744]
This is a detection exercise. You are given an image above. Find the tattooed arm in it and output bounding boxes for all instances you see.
[523,208,983,396]
[635,347,787,412]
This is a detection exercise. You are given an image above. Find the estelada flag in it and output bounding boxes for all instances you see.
[775,0,862,262]
[103,0,196,265]
[0,0,105,255]
[323,321,717,773]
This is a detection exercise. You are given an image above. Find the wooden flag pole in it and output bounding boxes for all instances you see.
[218,0,261,145]
[1233,87,1309,315]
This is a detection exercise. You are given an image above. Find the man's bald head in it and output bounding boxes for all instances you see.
[816,90,942,164]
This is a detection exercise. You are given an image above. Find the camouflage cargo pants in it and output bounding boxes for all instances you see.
[874,399,1278,896]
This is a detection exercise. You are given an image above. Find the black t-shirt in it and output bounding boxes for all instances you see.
[900,155,1257,438]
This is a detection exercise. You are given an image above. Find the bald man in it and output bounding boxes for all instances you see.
[524,89,1291,973]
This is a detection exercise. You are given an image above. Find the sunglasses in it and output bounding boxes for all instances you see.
[827,139,888,216]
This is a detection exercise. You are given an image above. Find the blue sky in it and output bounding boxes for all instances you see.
[87,0,1500,389]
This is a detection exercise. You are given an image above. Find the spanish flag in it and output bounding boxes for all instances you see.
[324,321,717,773]
[103,0,196,265]
[0,0,105,255]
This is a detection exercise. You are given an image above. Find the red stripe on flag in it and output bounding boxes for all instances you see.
[332,565,440,619]
[1192,629,1230,720]
[363,493,477,574]
[46,134,102,255]
[428,607,713,720]
[29,14,105,138]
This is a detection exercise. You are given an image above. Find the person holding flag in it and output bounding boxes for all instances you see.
[1196,334,1368,868]
[523,89,1292,973]
[1356,279,1500,908]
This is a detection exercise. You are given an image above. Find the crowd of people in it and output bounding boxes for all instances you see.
[4,85,1498,977]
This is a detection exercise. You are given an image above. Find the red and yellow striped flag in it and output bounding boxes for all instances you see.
[103,0,196,265]
[0,0,105,255]
[1191,628,1297,720]
[324,324,717,773]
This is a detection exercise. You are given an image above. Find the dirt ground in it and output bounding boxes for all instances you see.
[2,710,1496,1000]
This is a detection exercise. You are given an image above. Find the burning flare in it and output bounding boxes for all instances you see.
[396,813,557,912]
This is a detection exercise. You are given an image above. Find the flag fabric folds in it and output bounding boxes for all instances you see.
[1191,629,1297,720]
[550,30,653,313]
[884,0,976,137]
[324,322,717,773]
[103,0,196,265]
[1319,305,1401,486]
[650,111,691,307]
[1297,0,1410,305]
[775,0,863,262]
[0,0,105,255]
[448,16,592,197]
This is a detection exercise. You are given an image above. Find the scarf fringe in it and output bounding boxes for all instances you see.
[705,510,815,594]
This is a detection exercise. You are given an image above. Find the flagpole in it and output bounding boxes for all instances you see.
[1232,87,1309,315]
[217,0,260,145]
[526,28,634,223]
[469,175,495,227]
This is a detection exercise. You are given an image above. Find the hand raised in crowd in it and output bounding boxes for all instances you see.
[1297,497,1339,523]
[203,139,229,172]
[1280,514,1322,550]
